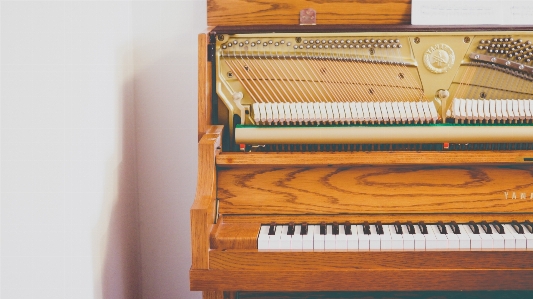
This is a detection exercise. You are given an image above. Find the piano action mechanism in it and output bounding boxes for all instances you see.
[191,25,533,299]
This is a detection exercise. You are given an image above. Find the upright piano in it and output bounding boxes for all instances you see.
[191,1,533,298]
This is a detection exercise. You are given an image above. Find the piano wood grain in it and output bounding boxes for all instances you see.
[190,269,533,291]
[218,165,533,215]
[208,250,533,270]
[207,0,411,26]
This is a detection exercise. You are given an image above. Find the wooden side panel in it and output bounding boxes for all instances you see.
[198,30,214,141]
[190,269,533,291]
[217,165,533,215]
[207,0,411,26]
[191,126,223,269]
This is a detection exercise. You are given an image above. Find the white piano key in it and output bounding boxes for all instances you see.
[429,225,448,250]
[477,224,494,250]
[302,226,314,250]
[347,225,358,250]
[445,226,460,250]
[455,225,471,250]
[461,224,481,250]
[258,225,270,250]
[487,224,505,249]
[335,226,348,250]
[325,225,336,250]
[356,225,370,251]
[523,225,533,250]
[380,225,392,251]
[495,224,517,250]
[280,225,291,249]
[422,225,438,250]
[401,225,415,250]
[504,224,527,249]
[268,224,282,249]
[369,224,381,250]
[412,225,426,251]
[313,225,325,251]
[389,225,404,250]
[459,98,467,121]
[291,225,303,250]
[501,99,509,121]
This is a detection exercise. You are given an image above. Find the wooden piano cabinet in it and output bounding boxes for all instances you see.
[192,1,533,298]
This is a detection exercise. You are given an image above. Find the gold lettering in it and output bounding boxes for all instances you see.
[530,192,533,199]
[504,192,509,199]
[512,192,517,199]
[521,193,527,200]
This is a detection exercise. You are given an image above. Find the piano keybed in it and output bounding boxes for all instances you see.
[258,221,533,251]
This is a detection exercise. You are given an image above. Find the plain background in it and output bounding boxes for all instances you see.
[2,1,205,298]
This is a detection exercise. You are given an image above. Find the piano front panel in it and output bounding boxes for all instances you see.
[217,164,533,215]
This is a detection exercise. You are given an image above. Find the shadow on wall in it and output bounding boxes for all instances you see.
[95,55,142,299]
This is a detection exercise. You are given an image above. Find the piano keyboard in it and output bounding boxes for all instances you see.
[258,221,533,251]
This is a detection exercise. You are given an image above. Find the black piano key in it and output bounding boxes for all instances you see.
[394,221,403,234]
[437,221,447,234]
[523,220,533,233]
[268,222,276,235]
[363,221,371,235]
[418,221,428,234]
[287,222,295,235]
[468,221,480,234]
[344,221,352,235]
[300,222,308,235]
[512,220,525,234]
[480,221,492,234]
[320,221,327,235]
[375,221,384,235]
[492,220,505,234]
[450,221,460,234]
[406,221,415,234]
[332,222,339,235]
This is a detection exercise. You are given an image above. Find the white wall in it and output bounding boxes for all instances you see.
[1,1,204,298]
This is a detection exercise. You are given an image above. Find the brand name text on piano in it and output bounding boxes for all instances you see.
[504,192,533,200]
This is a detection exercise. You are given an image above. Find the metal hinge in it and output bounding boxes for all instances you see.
[207,43,215,62]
